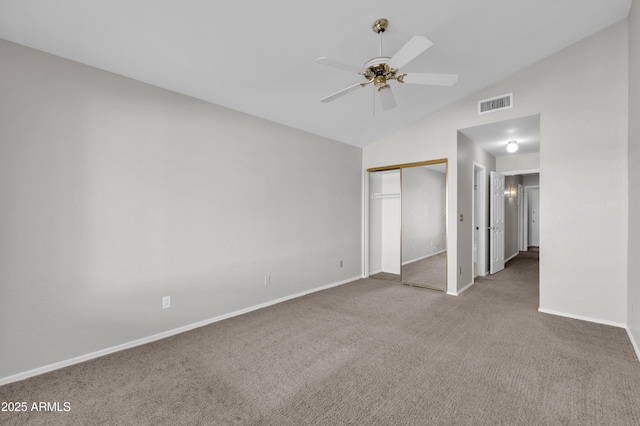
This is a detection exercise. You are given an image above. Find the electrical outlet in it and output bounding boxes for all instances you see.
[340,260,343,268]
[162,296,171,309]
[264,275,270,286]
[459,267,462,275]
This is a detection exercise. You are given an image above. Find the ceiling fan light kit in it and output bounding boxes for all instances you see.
[316,19,458,111]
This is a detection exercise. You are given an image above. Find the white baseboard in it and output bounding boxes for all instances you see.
[538,307,626,329]
[402,250,446,266]
[447,280,474,296]
[626,327,640,362]
[0,275,362,386]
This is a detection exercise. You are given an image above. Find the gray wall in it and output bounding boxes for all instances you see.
[629,3,640,352]
[504,175,524,260]
[457,133,496,289]
[0,39,362,380]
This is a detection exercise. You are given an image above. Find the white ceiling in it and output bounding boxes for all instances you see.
[0,1,631,148]
[459,114,540,158]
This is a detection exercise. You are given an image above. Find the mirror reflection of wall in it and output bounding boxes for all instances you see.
[401,164,447,290]
[369,169,401,283]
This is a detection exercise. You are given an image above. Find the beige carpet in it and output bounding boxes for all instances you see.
[2,255,639,425]
[369,271,401,282]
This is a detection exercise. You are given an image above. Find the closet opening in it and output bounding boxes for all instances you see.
[367,159,448,291]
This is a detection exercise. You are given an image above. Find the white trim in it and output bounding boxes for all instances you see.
[363,169,369,278]
[626,327,640,362]
[0,275,362,386]
[518,184,525,251]
[524,185,540,248]
[473,163,487,278]
[538,307,626,329]
[401,249,446,266]
[448,280,474,296]
[372,192,400,199]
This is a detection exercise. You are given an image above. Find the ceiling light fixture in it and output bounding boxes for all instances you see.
[506,140,518,153]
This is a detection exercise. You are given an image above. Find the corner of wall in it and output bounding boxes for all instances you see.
[627,0,640,357]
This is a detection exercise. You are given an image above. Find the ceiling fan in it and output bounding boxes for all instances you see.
[316,19,458,110]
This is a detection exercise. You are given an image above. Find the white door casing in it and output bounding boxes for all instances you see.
[490,171,505,274]
[529,188,540,247]
[472,163,487,277]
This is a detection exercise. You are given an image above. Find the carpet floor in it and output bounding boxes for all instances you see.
[369,270,401,283]
[1,255,639,425]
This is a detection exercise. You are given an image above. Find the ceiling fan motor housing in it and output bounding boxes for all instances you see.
[363,57,399,87]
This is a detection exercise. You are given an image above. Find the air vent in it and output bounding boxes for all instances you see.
[478,93,513,115]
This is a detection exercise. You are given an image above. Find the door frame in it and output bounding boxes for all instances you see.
[500,170,539,251]
[525,185,540,248]
[472,163,487,278]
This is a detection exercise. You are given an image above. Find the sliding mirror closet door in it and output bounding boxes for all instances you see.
[369,169,401,282]
[401,163,447,290]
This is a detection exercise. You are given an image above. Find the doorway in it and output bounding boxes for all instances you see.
[473,163,487,277]
[526,186,540,248]
[368,169,401,282]
[458,114,540,278]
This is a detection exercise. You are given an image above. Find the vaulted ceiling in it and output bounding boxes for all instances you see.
[0,1,632,147]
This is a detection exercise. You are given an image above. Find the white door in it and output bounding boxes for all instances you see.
[489,171,505,274]
[529,188,540,247]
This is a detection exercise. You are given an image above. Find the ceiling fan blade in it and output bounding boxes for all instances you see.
[320,81,367,103]
[378,86,397,110]
[387,35,434,69]
[401,73,459,86]
[316,57,362,74]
